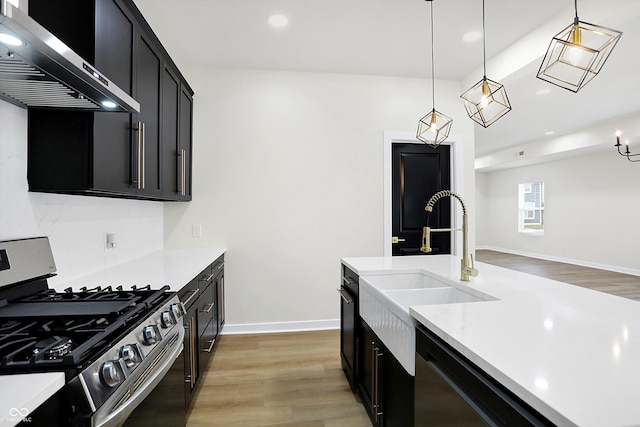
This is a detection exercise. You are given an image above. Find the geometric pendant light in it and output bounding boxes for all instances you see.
[416,0,453,148]
[460,0,511,128]
[536,0,622,92]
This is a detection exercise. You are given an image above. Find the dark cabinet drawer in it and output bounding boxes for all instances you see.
[197,283,215,339]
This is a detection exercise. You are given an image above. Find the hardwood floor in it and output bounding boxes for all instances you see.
[187,330,371,427]
[476,249,640,302]
[187,251,640,426]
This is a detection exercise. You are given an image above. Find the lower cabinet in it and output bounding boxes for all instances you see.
[415,325,553,426]
[340,263,413,427]
[339,266,359,390]
[358,320,414,427]
[179,254,225,411]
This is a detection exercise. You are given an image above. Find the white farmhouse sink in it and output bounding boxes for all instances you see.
[385,287,485,312]
[360,273,452,290]
[359,273,497,376]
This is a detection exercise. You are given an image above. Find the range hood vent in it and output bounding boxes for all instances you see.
[0,0,139,112]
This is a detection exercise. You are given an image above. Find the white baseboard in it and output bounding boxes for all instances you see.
[477,246,640,277]
[222,319,340,335]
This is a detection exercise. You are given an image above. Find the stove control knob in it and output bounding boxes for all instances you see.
[160,311,175,328]
[101,360,123,388]
[121,344,143,368]
[170,303,186,320]
[142,325,161,345]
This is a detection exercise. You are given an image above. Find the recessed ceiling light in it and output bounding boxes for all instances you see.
[268,14,289,28]
[462,31,482,43]
[545,131,555,136]
[536,88,551,96]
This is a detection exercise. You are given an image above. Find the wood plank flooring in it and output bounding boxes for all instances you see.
[187,251,640,426]
[187,330,371,427]
[476,250,640,302]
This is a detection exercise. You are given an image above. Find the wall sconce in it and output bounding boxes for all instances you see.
[614,131,640,162]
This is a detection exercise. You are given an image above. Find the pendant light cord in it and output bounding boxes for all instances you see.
[430,0,435,109]
[482,0,486,78]
[574,0,579,24]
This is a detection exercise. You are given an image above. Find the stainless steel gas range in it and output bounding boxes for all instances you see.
[0,237,185,427]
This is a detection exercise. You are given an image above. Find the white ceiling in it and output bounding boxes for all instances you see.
[133,0,640,157]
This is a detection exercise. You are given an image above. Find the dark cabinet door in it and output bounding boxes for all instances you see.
[133,34,162,198]
[339,283,356,386]
[92,0,134,194]
[178,87,193,200]
[184,302,199,408]
[161,67,180,201]
[359,320,384,427]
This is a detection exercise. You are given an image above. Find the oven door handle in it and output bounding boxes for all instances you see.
[93,328,185,427]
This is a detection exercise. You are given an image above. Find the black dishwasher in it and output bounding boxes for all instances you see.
[415,325,553,426]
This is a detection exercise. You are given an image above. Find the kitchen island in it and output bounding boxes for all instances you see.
[342,255,640,427]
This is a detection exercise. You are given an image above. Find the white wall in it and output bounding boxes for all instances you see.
[475,171,489,248]
[163,68,476,329]
[0,101,164,287]
[478,147,640,275]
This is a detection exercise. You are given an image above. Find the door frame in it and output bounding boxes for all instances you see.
[383,131,465,257]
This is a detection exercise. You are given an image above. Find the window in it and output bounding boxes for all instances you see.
[518,182,544,235]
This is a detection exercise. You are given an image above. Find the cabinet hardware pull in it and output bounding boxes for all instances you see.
[181,149,186,196]
[182,288,200,307]
[337,288,354,304]
[373,345,384,420]
[203,339,216,353]
[177,150,182,194]
[214,262,225,270]
[202,303,215,313]
[371,342,377,417]
[189,319,196,388]
[204,273,215,282]
[342,276,355,286]
[141,121,145,190]
[134,121,143,189]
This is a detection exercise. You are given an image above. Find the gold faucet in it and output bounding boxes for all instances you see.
[420,190,478,281]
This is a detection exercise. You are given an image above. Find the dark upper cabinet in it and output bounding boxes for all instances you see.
[27,0,193,201]
[162,65,193,201]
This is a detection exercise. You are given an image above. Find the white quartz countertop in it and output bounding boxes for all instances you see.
[342,255,640,427]
[0,373,64,427]
[52,247,226,292]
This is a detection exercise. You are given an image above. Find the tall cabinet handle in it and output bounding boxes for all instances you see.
[141,121,146,189]
[134,121,143,189]
[372,343,384,421]
[182,148,186,196]
[177,149,186,196]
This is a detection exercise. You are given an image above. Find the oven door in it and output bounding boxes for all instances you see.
[121,349,185,427]
[88,327,184,427]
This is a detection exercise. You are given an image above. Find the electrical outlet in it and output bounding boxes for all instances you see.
[192,224,202,238]
[106,233,117,249]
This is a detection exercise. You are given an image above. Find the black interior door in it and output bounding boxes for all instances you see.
[392,143,451,256]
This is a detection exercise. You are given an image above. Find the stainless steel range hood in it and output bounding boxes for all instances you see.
[0,0,139,112]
